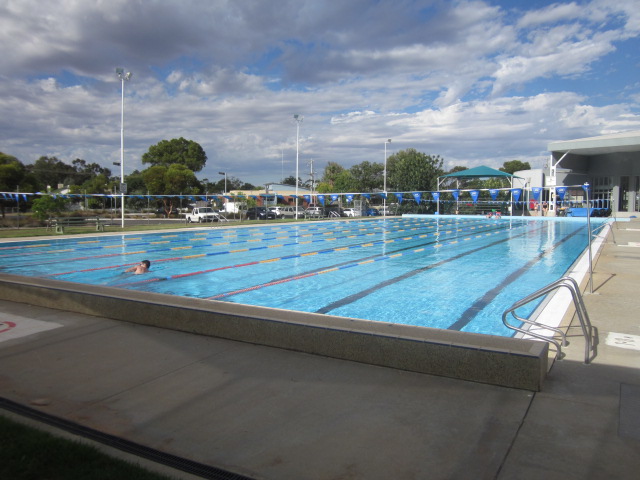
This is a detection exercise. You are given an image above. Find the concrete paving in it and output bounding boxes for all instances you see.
[1,219,639,479]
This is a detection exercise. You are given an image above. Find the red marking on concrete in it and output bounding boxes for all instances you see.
[0,321,17,334]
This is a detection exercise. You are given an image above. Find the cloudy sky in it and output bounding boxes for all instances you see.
[1,0,639,188]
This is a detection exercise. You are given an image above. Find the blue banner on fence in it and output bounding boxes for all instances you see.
[318,195,325,205]
[346,194,354,203]
[469,190,479,203]
[331,194,339,202]
[511,188,522,203]
[412,192,421,204]
[431,191,440,201]
[489,189,499,201]
[452,190,459,201]
[396,193,404,203]
[532,187,542,201]
[556,186,567,200]
[303,195,311,203]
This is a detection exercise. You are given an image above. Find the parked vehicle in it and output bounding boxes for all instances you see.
[280,206,306,218]
[268,206,284,218]
[222,202,241,214]
[305,206,324,217]
[184,207,219,223]
[365,208,379,216]
[246,207,276,220]
[343,208,361,217]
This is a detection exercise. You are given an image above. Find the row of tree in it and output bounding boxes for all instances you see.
[1,138,530,217]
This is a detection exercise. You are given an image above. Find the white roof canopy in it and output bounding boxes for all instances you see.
[548,130,640,156]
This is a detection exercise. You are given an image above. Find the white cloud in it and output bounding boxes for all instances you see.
[0,0,638,187]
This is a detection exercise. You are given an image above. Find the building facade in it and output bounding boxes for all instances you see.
[522,131,640,217]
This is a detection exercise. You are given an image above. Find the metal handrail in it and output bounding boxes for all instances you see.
[502,276,595,364]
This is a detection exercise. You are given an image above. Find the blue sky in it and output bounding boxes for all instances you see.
[1,0,639,187]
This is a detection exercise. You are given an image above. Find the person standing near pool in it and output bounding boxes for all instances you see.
[125,260,150,274]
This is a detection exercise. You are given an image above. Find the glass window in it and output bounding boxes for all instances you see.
[619,176,629,212]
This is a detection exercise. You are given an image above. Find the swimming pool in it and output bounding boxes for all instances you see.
[0,216,607,338]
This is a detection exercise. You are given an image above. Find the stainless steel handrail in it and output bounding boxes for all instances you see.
[502,276,595,363]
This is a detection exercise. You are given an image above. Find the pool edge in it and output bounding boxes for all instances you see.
[0,273,548,391]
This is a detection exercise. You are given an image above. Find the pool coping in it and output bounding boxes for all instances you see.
[0,272,548,390]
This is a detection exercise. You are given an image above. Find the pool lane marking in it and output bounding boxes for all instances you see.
[23,224,391,268]
[447,224,583,331]
[313,225,545,315]
[0,219,402,263]
[115,222,512,288]
[207,224,520,300]
[0,218,451,272]
[36,219,479,272]
[51,220,507,278]
[0,217,457,257]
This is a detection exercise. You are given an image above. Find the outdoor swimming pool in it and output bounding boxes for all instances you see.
[0,216,606,338]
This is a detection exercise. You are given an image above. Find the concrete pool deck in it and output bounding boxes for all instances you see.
[1,219,639,479]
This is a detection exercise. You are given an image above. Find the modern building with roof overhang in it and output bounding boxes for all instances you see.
[517,130,640,217]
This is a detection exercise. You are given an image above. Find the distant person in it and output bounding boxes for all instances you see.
[542,202,548,216]
[125,260,150,274]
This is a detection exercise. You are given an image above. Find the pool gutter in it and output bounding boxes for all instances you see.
[0,273,548,390]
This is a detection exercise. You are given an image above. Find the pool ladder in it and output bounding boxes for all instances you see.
[502,276,596,364]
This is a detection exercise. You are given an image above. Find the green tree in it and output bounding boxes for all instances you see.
[500,160,531,175]
[315,182,333,193]
[28,156,77,189]
[72,159,112,185]
[165,164,198,193]
[321,162,345,188]
[0,153,26,191]
[349,161,384,192]
[333,170,358,193]
[142,137,207,172]
[446,166,469,174]
[386,149,444,191]
[0,153,33,217]
[282,175,299,187]
[31,195,68,220]
[141,164,199,216]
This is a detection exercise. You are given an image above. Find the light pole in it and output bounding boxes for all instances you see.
[383,139,391,216]
[219,172,227,194]
[116,67,132,228]
[294,114,303,219]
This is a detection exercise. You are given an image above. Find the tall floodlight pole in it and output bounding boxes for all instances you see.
[294,114,303,219]
[219,172,227,194]
[116,68,132,228]
[384,139,391,216]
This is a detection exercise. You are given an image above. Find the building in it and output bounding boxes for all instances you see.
[227,183,313,207]
[518,130,640,217]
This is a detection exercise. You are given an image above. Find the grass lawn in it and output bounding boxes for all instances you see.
[0,415,176,480]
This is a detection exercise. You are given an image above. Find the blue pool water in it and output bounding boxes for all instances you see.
[0,216,603,337]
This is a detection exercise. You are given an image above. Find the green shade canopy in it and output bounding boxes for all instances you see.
[441,165,520,179]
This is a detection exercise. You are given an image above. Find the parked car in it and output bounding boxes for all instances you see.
[246,207,276,220]
[280,206,307,218]
[305,206,324,217]
[343,208,360,217]
[365,208,380,216]
[268,206,284,218]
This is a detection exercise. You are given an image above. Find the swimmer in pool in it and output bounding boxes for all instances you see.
[125,260,150,274]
